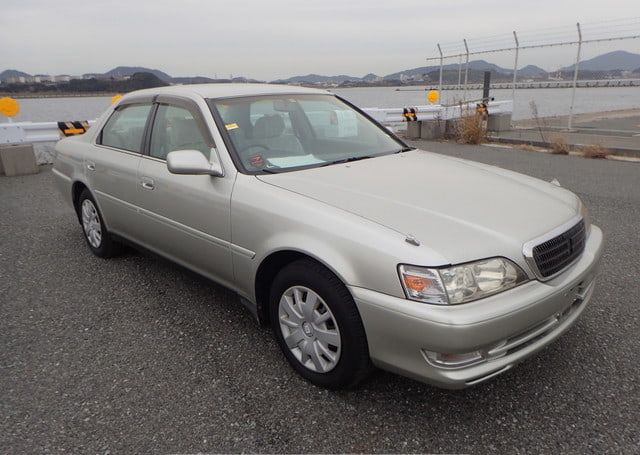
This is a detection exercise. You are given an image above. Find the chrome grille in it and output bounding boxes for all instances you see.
[532,220,586,278]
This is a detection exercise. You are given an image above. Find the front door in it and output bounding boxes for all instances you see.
[86,102,152,238]
[136,101,235,288]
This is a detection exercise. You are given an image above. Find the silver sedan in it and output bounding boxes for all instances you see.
[53,84,603,389]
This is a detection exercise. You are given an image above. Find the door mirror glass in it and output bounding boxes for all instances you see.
[166,150,223,176]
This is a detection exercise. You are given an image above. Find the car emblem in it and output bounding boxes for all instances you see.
[302,322,314,337]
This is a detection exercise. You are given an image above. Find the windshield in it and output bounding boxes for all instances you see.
[208,94,407,173]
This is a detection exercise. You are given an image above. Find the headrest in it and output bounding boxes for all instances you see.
[253,114,285,139]
[171,117,201,147]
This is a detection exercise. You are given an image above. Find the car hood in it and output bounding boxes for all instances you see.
[257,150,579,265]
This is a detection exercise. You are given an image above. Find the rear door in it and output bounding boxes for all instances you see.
[87,99,154,239]
[136,96,235,288]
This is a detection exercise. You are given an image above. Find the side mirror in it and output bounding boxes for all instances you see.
[166,150,223,177]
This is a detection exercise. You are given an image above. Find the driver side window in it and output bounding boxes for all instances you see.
[149,105,210,160]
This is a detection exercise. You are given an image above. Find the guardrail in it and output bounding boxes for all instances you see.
[0,120,96,144]
[363,100,513,124]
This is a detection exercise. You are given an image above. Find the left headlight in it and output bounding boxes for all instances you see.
[399,258,528,305]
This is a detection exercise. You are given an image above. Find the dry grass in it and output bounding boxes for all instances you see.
[580,144,611,159]
[550,136,571,155]
[456,114,486,144]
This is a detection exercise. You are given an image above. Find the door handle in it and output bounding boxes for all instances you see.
[141,180,155,190]
[86,162,96,171]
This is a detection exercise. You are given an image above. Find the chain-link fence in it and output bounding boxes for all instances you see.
[423,18,640,130]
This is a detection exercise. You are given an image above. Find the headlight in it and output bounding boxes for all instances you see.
[579,199,591,234]
[399,258,528,305]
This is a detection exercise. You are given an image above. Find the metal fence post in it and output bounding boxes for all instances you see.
[457,55,463,89]
[511,31,519,114]
[463,38,470,102]
[568,22,582,130]
[437,43,443,98]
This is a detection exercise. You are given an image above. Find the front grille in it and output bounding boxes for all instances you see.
[532,220,586,278]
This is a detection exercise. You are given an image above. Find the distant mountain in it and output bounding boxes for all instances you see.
[383,60,511,80]
[518,65,547,77]
[561,50,640,71]
[0,69,31,81]
[172,76,218,84]
[362,73,381,82]
[3,50,639,89]
[274,73,362,84]
[103,66,173,82]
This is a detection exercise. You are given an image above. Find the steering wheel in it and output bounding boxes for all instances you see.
[240,144,270,154]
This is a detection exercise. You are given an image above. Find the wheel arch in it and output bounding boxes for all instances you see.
[71,180,89,223]
[253,248,353,326]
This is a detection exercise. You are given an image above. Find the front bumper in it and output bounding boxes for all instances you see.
[350,225,604,389]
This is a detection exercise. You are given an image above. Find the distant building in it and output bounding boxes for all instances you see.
[6,76,27,84]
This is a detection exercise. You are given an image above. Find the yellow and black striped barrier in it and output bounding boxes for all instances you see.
[57,121,91,137]
[402,108,418,122]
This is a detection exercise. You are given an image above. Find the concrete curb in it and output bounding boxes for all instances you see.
[487,135,640,159]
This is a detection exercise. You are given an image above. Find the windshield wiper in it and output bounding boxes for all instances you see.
[260,167,284,174]
[320,155,374,167]
[394,146,416,153]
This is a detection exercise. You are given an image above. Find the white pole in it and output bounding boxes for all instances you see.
[568,22,582,130]
[437,43,443,97]
[512,31,519,108]
[463,39,470,103]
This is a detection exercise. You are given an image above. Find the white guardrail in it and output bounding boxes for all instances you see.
[363,100,513,124]
[0,120,96,144]
[0,100,513,144]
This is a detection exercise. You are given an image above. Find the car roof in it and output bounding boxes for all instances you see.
[123,83,331,101]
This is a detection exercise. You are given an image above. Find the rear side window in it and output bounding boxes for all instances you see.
[149,104,210,160]
[100,104,152,153]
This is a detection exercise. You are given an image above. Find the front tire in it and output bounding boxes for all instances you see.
[269,259,372,389]
[77,189,121,258]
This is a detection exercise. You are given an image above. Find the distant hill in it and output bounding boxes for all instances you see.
[0,69,31,81]
[518,65,547,77]
[561,50,640,71]
[3,50,639,89]
[70,72,169,91]
[172,76,218,84]
[103,66,173,82]
[274,73,362,84]
[383,59,512,80]
[362,73,381,82]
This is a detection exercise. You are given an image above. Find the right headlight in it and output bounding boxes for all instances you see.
[399,257,528,305]
[578,198,591,235]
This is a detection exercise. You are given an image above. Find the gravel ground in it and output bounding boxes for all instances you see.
[1,143,639,454]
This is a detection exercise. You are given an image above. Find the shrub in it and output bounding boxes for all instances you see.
[456,114,486,144]
[550,136,571,155]
[581,144,611,159]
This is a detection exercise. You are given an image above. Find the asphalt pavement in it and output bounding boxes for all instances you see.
[1,142,639,454]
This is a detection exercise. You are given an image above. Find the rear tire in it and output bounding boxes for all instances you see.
[77,189,121,258]
[269,259,372,389]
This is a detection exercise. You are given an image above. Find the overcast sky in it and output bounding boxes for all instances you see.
[2,0,639,80]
